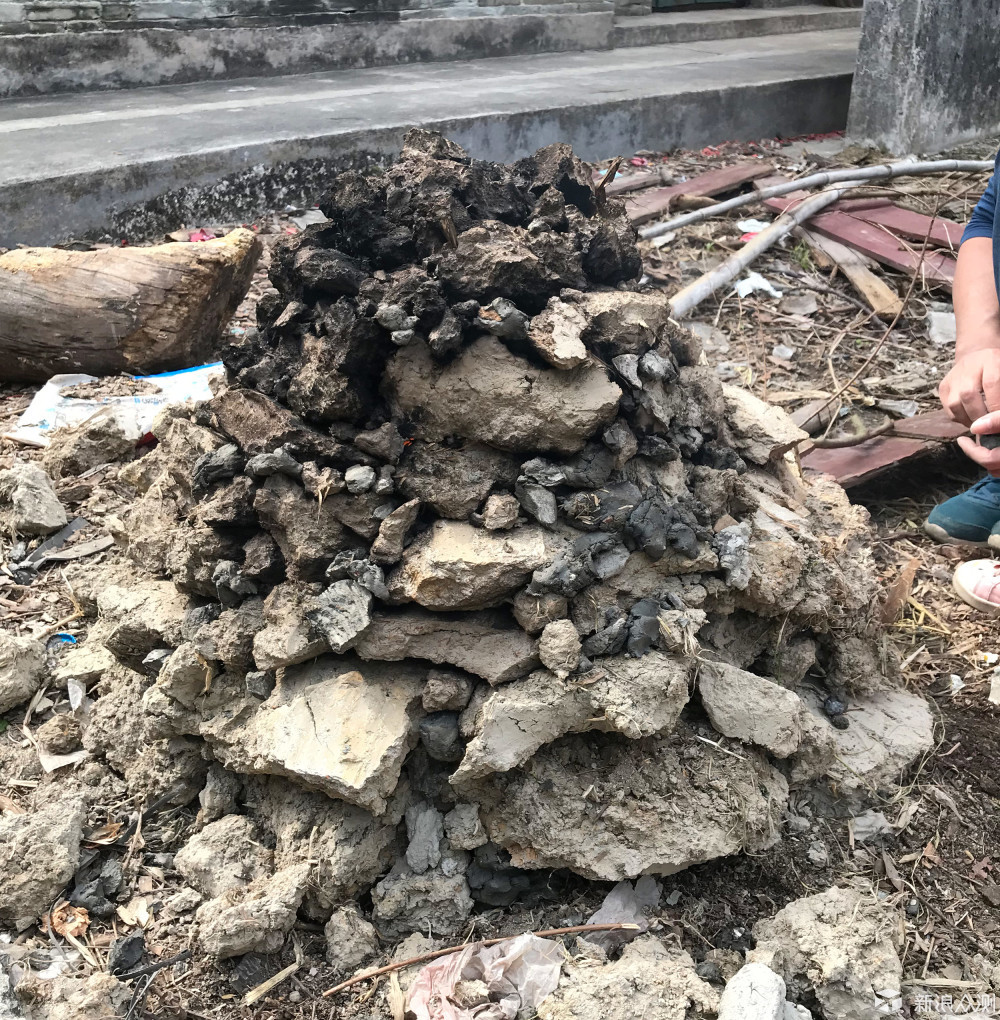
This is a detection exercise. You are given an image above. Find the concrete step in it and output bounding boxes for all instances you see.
[613,4,862,48]
[0,27,860,247]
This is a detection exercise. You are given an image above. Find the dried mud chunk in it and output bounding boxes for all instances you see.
[217,656,425,813]
[0,632,45,714]
[517,141,597,215]
[750,887,903,1020]
[174,814,273,899]
[253,474,347,581]
[463,727,787,881]
[453,652,691,782]
[287,302,392,426]
[386,336,621,455]
[355,608,538,685]
[537,939,718,1020]
[583,215,642,286]
[388,521,549,611]
[579,290,671,357]
[434,223,585,312]
[0,799,85,926]
[396,440,519,520]
[0,462,66,536]
[196,863,310,959]
[372,862,473,938]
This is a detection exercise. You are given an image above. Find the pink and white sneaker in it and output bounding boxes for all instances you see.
[953,559,1000,616]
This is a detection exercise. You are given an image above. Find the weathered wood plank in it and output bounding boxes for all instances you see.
[796,227,904,319]
[626,162,773,225]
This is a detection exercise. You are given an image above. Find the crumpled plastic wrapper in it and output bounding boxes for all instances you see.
[407,933,563,1020]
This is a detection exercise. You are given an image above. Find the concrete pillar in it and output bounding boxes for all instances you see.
[847,0,1000,154]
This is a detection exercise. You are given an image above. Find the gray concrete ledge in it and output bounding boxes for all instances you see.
[0,9,612,96]
[0,28,859,246]
[613,4,861,48]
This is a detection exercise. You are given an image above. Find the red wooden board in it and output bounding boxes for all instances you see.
[626,162,773,225]
[765,198,956,288]
[802,437,934,487]
[851,204,964,250]
[801,410,968,487]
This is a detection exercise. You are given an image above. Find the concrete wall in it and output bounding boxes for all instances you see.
[0,0,614,96]
[848,0,1000,154]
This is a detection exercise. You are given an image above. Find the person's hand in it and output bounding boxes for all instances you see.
[959,410,1000,476]
[939,348,1000,425]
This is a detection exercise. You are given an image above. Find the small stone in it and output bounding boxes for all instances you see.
[527,297,589,369]
[375,303,416,332]
[602,419,638,465]
[0,463,67,536]
[514,480,558,527]
[141,649,172,676]
[355,423,406,464]
[806,840,829,867]
[538,619,581,679]
[246,670,275,699]
[444,804,488,850]
[479,493,520,530]
[371,499,421,565]
[477,297,529,340]
[246,447,302,479]
[419,712,464,762]
[345,465,376,494]
[305,580,373,653]
[325,904,380,975]
[301,463,345,499]
[36,713,83,754]
[166,887,203,915]
[392,329,417,346]
[512,590,568,635]
[405,803,445,874]
[108,932,145,976]
[423,669,476,712]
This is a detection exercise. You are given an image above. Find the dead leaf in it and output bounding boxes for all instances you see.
[116,896,151,929]
[928,786,963,821]
[882,850,905,893]
[971,857,993,881]
[85,820,123,845]
[0,794,25,815]
[44,902,90,938]
[922,841,943,868]
[893,798,921,832]
[881,557,920,624]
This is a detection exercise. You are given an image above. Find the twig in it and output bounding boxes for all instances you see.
[668,186,849,319]
[801,195,944,425]
[640,159,993,238]
[321,923,640,998]
[594,158,624,211]
[116,949,192,982]
[810,418,894,449]
[243,939,303,1006]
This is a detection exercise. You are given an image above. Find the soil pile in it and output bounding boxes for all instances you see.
[0,131,935,1017]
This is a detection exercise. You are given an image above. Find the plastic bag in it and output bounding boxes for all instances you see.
[5,363,224,447]
[407,933,563,1020]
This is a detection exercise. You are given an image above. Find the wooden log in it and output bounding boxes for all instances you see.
[0,228,262,383]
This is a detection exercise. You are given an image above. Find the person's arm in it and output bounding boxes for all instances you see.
[937,166,1000,473]
[940,236,1000,426]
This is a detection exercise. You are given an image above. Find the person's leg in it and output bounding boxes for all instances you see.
[925,476,1000,545]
